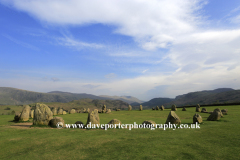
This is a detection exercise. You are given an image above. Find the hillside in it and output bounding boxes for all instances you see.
[143,88,240,108]
[99,95,144,104]
[29,98,129,112]
[169,88,240,106]
[0,87,112,105]
[140,98,174,108]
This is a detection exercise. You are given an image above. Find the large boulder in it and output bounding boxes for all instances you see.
[142,120,156,128]
[128,105,132,111]
[102,105,107,113]
[30,110,34,118]
[207,109,221,121]
[52,108,57,116]
[171,105,177,111]
[165,111,181,125]
[156,106,159,110]
[58,109,63,115]
[139,105,143,111]
[70,109,76,114]
[19,105,31,121]
[49,117,65,128]
[160,105,164,111]
[33,103,53,125]
[193,113,202,124]
[86,109,100,126]
[196,104,201,112]
[182,107,187,111]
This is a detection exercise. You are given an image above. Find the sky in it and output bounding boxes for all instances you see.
[1,0,240,101]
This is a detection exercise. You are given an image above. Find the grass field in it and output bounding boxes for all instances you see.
[0,105,239,160]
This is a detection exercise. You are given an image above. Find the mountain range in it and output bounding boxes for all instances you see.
[0,87,240,108]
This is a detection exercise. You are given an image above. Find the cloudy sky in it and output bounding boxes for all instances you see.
[1,0,240,101]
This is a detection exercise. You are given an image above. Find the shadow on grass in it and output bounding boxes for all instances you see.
[30,124,51,128]
[8,120,32,123]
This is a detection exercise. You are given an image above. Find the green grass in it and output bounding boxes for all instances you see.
[0,105,239,160]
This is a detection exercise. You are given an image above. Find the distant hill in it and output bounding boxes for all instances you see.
[140,98,174,108]
[99,95,144,104]
[30,98,129,111]
[1,87,240,108]
[0,87,112,105]
[168,88,240,107]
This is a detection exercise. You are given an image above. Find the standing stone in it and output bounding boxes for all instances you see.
[221,109,228,115]
[196,104,201,112]
[58,108,63,115]
[33,103,53,125]
[128,105,132,111]
[70,109,76,114]
[142,120,156,128]
[52,108,57,116]
[156,106,159,110]
[106,109,111,113]
[193,113,202,124]
[30,110,34,118]
[171,105,177,111]
[207,109,221,121]
[102,105,107,113]
[63,111,67,115]
[87,108,91,113]
[214,108,223,117]
[201,108,207,113]
[116,109,121,111]
[98,109,102,113]
[165,111,181,125]
[19,105,31,121]
[160,105,165,111]
[152,107,155,110]
[86,109,100,126]
[82,108,86,113]
[139,105,143,111]
[49,117,65,128]
[182,107,187,111]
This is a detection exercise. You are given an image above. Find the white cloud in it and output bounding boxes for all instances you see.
[1,0,240,100]
[105,73,117,78]
[1,0,206,51]
[55,36,104,50]
[142,69,148,73]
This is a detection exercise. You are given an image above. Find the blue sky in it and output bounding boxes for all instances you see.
[1,0,240,101]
